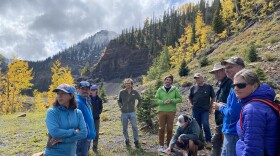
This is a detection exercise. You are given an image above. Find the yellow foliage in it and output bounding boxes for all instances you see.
[218,30,228,39]
[195,11,204,37]
[221,0,235,25]
[33,90,47,111]
[47,60,74,106]
[0,58,33,113]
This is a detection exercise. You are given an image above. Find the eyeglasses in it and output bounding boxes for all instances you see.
[232,83,247,89]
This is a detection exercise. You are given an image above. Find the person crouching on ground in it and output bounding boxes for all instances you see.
[165,115,204,156]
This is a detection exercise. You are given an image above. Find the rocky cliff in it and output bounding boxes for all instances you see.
[89,40,151,81]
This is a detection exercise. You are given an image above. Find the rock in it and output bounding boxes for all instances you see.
[17,113,26,117]
[32,152,44,156]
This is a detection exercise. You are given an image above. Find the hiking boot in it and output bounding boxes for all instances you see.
[205,142,213,149]
[134,141,140,148]
[125,140,130,146]
[158,146,165,153]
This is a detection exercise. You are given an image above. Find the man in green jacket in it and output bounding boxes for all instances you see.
[118,78,142,148]
[155,74,182,152]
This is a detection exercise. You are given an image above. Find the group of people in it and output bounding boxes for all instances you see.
[44,81,103,156]
[163,56,279,156]
[43,56,279,156]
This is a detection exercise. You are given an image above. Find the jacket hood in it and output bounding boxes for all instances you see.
[160,85,176,92]
[241,83,275,104]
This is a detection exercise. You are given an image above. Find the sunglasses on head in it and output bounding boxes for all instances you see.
[232,83,247,89]
[80,82,90,87]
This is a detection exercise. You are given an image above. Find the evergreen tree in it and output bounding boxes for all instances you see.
[247,43,258,62]
[212,2,225,34]
[137,78,162,130]
[179,60,190,77]
[200,56,209,67]
[99,80,107,103]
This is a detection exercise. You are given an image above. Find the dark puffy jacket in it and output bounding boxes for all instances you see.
[90,95,103,120]
[236,84,279,156]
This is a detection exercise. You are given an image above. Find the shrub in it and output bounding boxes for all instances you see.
[179,60,190,77]
[262,52,277,61]
[254,67,267,82]
[199,56,209,67]
[247,44,258,62]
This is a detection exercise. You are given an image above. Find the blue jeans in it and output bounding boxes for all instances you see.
[121,112,139,142]
[192,109,212,142]
[221,134,239,156]
[76,140,91,156]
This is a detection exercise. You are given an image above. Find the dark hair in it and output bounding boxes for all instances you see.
[53,94,78,109]
[164,74,174,82]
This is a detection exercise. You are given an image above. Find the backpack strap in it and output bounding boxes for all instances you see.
[239,98,280,130]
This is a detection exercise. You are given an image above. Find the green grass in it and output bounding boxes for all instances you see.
[0,102,159,156]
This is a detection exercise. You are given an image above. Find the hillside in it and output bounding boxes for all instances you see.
[184,9,280,95]
[27,30,118,93]
[89,40,151,81]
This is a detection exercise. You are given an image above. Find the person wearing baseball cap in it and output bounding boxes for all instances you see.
[76,81,96,156]
[213,56,245,156]
[45,84,87,156]
[209,63,233,156]
[165,114,204,155]
[189,73,215,149]
[89,85,103,154]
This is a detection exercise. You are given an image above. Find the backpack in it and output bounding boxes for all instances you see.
[239,98,280,156]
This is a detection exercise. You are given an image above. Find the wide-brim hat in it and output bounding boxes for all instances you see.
[209,62,225,74]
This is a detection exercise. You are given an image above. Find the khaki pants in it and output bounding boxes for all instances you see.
[158,112,176,146]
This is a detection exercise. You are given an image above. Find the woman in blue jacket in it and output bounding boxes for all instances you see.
[44,84,87,156]
[233,69,279,156]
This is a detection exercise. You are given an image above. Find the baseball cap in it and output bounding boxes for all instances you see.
[78,81,91,88]
[176,115,189,127]
[193,73,202,78]
[209,62,225,74]
[90,85,98,91]
[53,84,76,94]
[221,56,245,67]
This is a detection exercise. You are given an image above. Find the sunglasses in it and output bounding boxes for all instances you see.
[80,82,90,87]
[232,83,247,89]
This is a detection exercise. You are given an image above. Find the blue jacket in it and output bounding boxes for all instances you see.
[76,94,96,140]
[236,84,279,156]
[219,88,243,135]
[45,106,87,156]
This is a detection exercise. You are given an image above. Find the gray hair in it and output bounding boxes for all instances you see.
[234,69,260,86]
[124,78,134,85]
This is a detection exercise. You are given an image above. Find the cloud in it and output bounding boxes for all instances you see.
[0,0,193,61]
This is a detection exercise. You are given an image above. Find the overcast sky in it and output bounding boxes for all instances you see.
[0,0,198,61]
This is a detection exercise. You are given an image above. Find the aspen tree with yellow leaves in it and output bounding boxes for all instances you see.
[221,0,236,26]
[47,60,74,106]
[0,58,33,113]
[33,90,47,111]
